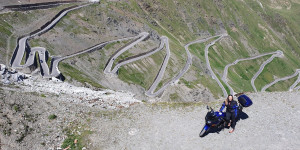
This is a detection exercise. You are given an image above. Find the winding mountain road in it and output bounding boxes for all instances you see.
[145,36,170,97]
[50,35,138,77]
[146,34,227,97]
[103,32,149,74]
[251,50,283,92]
[261,69,300,92]
[204,33,228,96]
[222,50,283,94]
[9,1,298,97]
[294,85,300,90]
[289,73,300,91]
[10,3,92,77]
[111,36,165,74]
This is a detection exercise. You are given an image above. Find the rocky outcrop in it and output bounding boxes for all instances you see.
[0,64,29,84]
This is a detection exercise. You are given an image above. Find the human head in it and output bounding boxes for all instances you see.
[227,94,233,101]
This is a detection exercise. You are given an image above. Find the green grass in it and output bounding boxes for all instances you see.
[13,105,21,112]
[266,73,298,92]
[227,55,271,92]
[112,50,132,67]
[61,124,93,150]
[103,41,122,50]
[2,0,300,97]
[59,63,104,89]
[180,78,195,89]
[0,15,13,52]
[255,58,295,91]
[20,51,27,65]
[48,114,57,120]
[30,38,55,55]
[169,93,180,101]
[118,67,146,87]
[56,16,91,35]
[197,73,223,98]
[118,48,165,89]
[120,0,189,90]
[187,38,227,97]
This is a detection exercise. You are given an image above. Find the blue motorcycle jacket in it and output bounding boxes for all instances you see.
[219,100,238,116]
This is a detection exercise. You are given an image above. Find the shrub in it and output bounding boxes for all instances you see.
[48,114,57,120]
[13,105,20,112]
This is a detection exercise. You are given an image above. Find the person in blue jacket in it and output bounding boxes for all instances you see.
[219,94,238,133]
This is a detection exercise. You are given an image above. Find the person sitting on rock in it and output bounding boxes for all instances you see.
[219,94,238,133]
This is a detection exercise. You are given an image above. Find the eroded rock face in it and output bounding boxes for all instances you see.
[0,64,29,84]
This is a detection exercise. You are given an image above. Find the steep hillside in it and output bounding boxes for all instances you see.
[1,1,300,149]
[1,0,300,100]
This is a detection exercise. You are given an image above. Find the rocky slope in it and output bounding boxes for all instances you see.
[1,82,299,149]
[0,64,141,149]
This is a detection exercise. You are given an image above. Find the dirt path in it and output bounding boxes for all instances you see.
[88,91,300,150]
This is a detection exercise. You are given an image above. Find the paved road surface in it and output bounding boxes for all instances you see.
[9,1,298,97]
[261,69,300,92]
[204,33,228,96]
[222,50,283,94]
[10,3,92,77]
[295,85,300,90]
[103,32,149,74]
[50,35,138,77]
[111,37,166,74]
[145,36,170,97]
[251,50,283,92]
[145,34,226,97]
[289,72,300,91]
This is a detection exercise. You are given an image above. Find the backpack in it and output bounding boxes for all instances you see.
[238,94,253,107]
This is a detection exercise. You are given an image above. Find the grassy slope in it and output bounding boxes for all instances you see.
[164,0,300,95]
[60,63,104,88]
[1,0,300,97]
[122,0,300,96]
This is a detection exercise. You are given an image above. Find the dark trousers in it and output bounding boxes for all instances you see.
[225,111,236,129]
